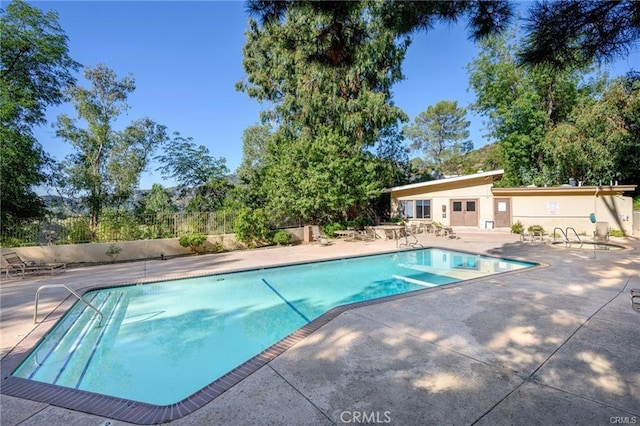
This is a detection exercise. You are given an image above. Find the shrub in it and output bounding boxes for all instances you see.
[510,221,524,234]
[179,234,207,254]
[233,208,270,247]
[273,230,291,245]
[321,222,344,238]
[609,229,625,237]
[105,244,123,263]
[346,216,373,230]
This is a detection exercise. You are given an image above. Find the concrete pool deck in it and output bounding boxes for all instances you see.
[1,230,638,425]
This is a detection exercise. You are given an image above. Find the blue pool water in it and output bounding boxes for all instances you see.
[13,249,533,405]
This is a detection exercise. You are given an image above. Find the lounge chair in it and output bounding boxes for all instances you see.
[594,222,609,242]
[313,234,331,246]
[355,227,376,242]
[432,222,444,237]
[2,252,66,278]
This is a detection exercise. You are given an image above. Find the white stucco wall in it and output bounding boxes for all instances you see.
[511,194,633,235]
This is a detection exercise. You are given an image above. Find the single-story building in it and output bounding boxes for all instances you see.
[386,170,637,236]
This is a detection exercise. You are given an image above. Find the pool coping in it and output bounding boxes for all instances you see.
[0,247,543,424]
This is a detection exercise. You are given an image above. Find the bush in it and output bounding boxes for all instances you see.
[272,230,291,245]
[345,216,373,230]
[527,225,544,234]
[179,234,207,254]
[105,244,123,263]
[233,208,270,247]
[321,222,344,238]
[609,229,625,237]
[510,221,524,234]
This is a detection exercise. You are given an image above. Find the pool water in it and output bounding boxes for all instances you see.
[13,249,533,405]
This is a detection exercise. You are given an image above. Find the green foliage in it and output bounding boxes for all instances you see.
[236,124,271,209]
[238,3,410,222]
[135,184,177,216]
[63,217,92,243]
[1,0,80,222]
[510,221,524,235]
[272,231,291,246]
[346,217,374,230]
[609,229,625,237]
[105,244,122,263]
[55,64,168,234]
[403,100,472,176]
[520,1,640,70]
[321,223,345,238]
[233,208,270,247]
[178,234,208,254]
[633,197,640,211]
[96,208,141,242]
[527,225,545,235]
[468,27,591,186]
[541,75,640,186]
[155,133,229,212]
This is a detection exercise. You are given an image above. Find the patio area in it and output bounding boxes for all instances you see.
[1,230,638,425]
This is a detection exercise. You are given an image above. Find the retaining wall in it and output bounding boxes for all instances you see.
[1,228,304,266]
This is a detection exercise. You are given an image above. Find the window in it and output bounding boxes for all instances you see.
[466,201,476,212]
[399,200,414,219]
[453,201,462,212]
[416,200,431,219]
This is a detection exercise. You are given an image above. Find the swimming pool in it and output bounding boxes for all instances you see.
[7,248,534,420]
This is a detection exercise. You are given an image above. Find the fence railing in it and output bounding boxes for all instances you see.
[1,212,302,247]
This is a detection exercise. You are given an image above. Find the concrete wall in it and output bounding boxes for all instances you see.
[511,195,634,235]
[1,228,304,266]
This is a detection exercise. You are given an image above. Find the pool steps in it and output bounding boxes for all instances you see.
[15,291,128,389]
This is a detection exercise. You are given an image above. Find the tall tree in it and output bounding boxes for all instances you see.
[55,64,168,234]
[520,1,640,69]
[135,183,177,216]
[238,1,409,223]
[0,0,80,222]
[467,29,586,186]
[403,100,471,177]
[247,1,513,57]
[542,73,640,186]
[236,124,271,209]
[155,133,229,212]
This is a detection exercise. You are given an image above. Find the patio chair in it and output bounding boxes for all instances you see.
[355,227,376,242]
[594,222,609,242]
[432,222,444,237]
[313,234,331,246]
[442,227,460,239]
[2,252,66,278]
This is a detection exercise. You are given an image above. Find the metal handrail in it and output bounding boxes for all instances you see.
[553,227,568,243]
[565,227,583,248]
[34,284,103,325]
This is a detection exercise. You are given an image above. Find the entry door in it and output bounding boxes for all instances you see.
[494,198,511,227]
[451,199,479,226]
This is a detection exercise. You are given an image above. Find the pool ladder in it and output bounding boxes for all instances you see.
[34,284,104,325]
[553,227,583,248]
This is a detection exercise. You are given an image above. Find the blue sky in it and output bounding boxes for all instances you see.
[29,1,639,190]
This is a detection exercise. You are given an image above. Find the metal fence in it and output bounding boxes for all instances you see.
[1,212,302,247]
